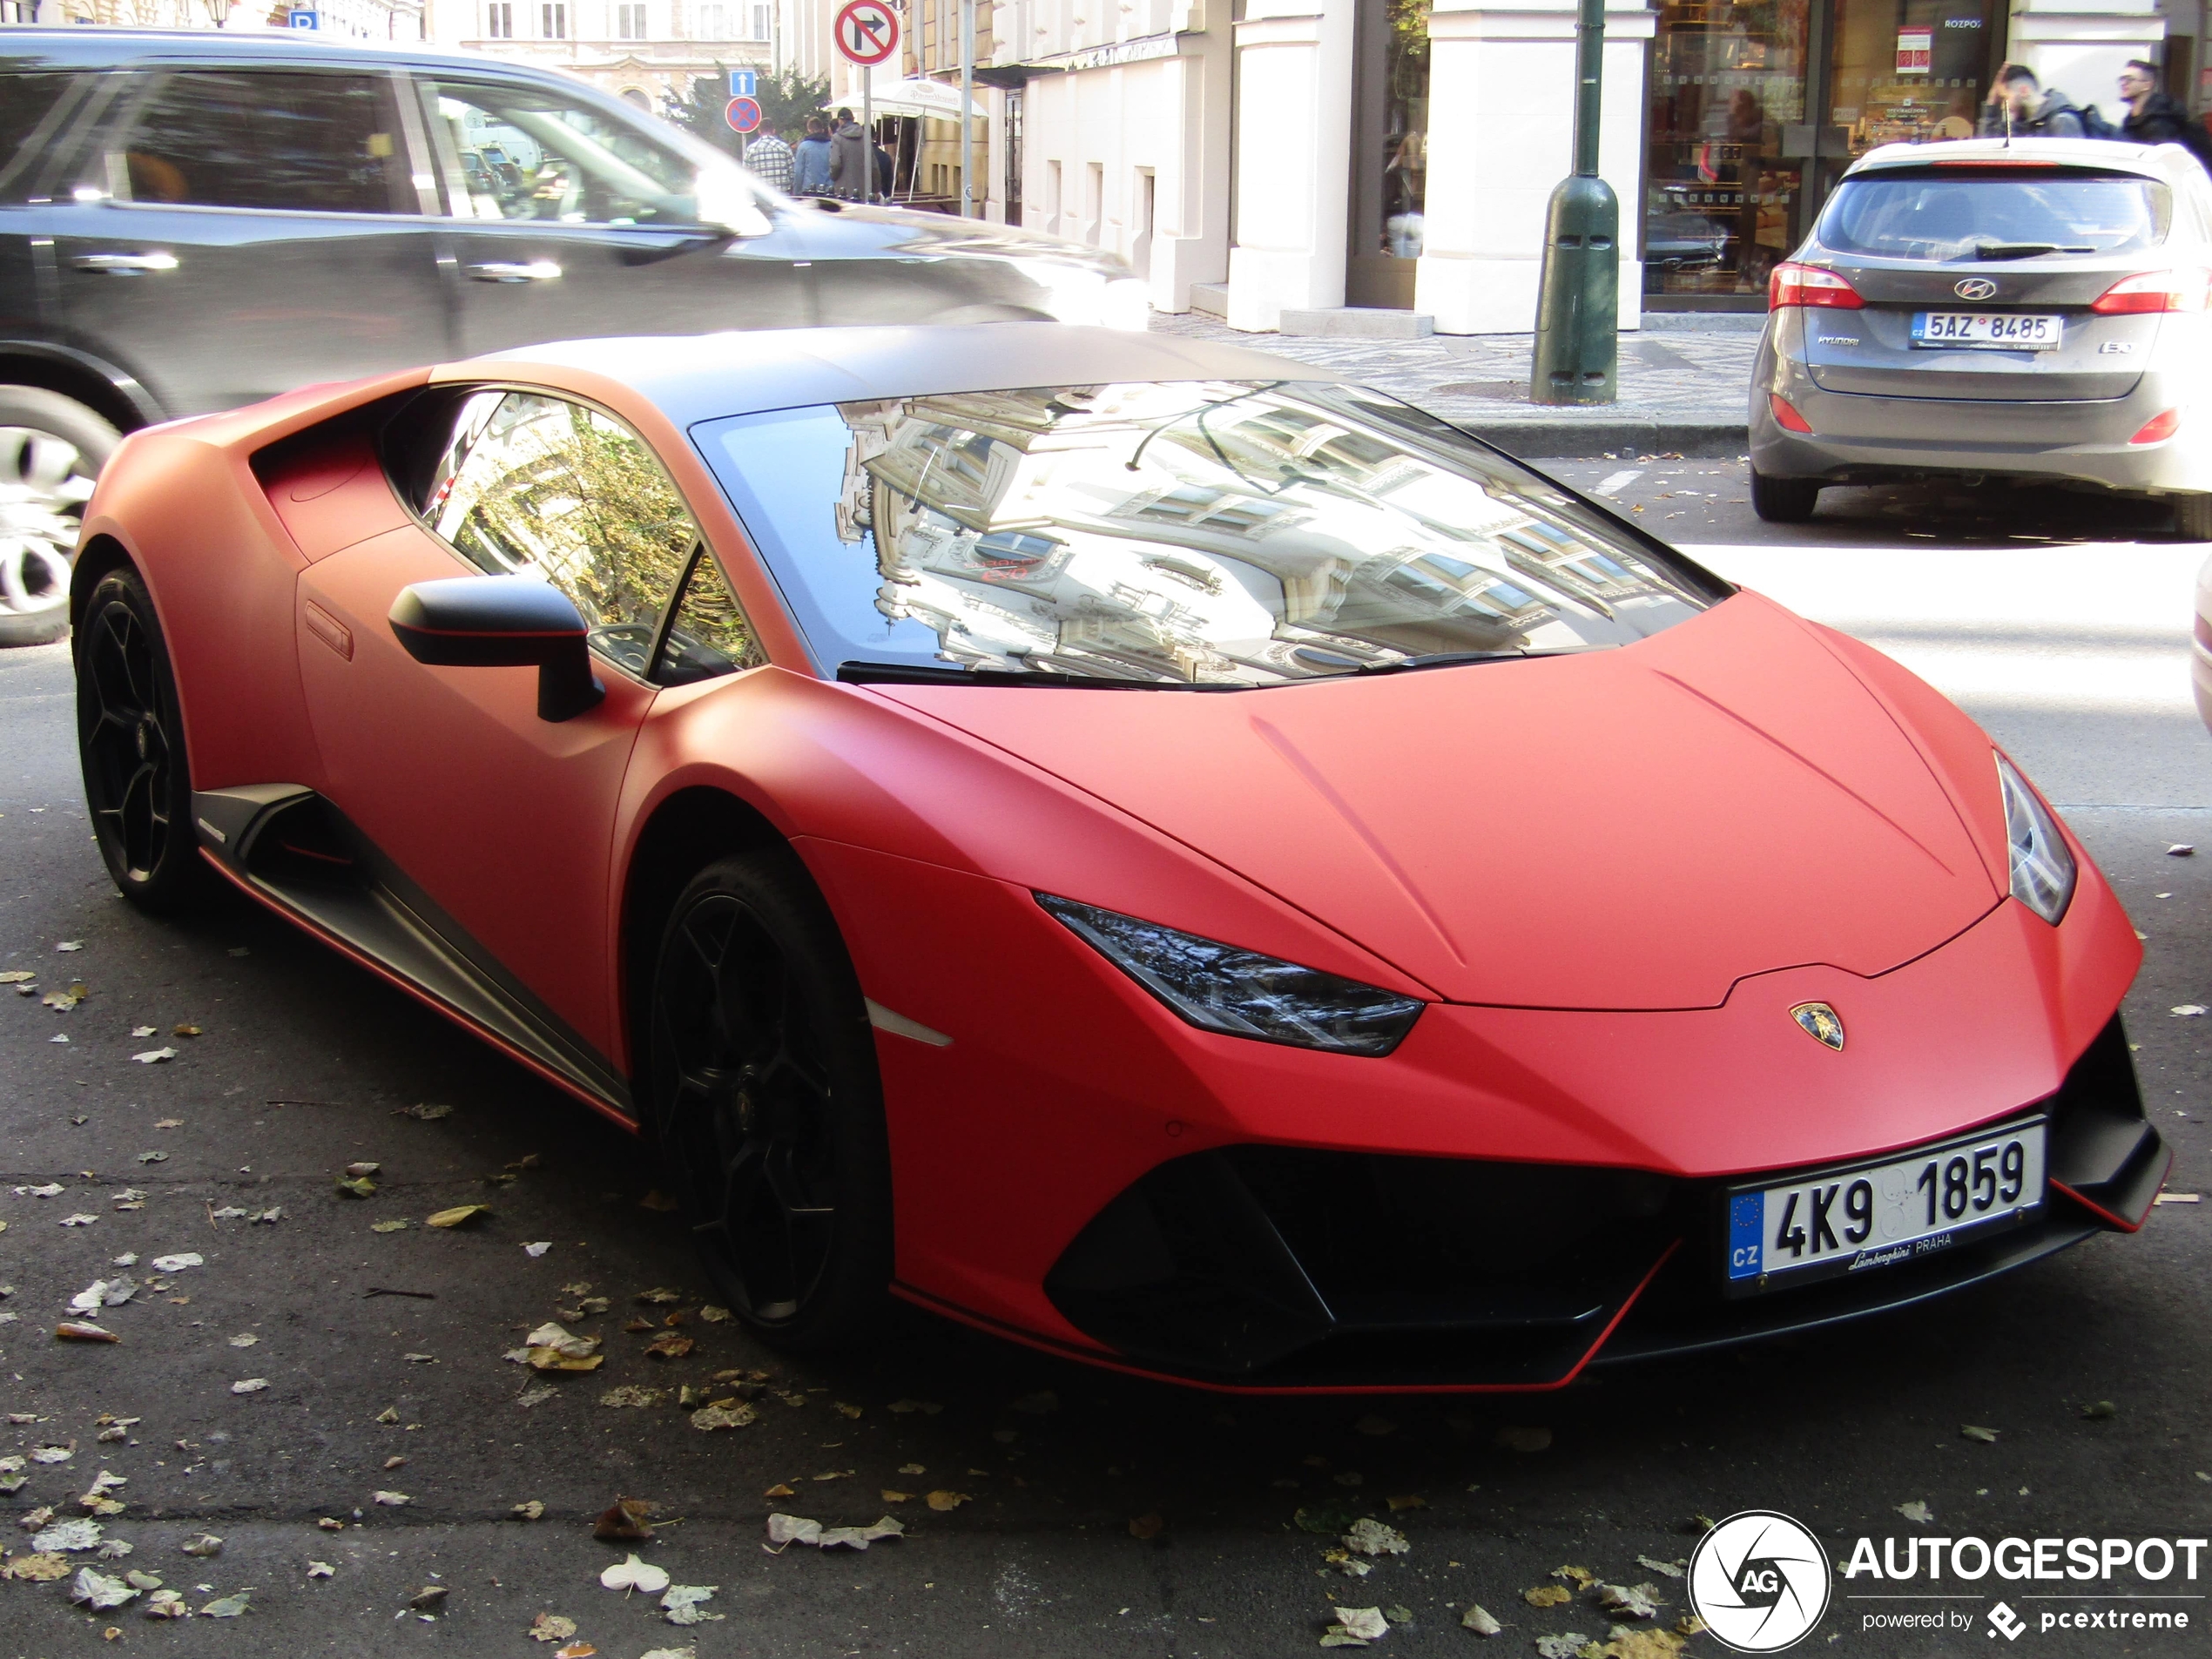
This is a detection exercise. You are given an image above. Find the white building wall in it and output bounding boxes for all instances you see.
[1414,0,1651,334]
[1224,0,1355,331]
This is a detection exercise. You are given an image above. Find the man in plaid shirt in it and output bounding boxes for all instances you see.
[745,127,795,193]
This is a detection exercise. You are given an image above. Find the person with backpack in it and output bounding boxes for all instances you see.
[1979,64,2088,138]
[2119,58,2212,170]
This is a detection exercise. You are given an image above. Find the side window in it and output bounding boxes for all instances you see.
[115,70,408,214]
[425,391,700,678]
[0,71,86,197]
[653,548,764,685]
[424,78,696,226]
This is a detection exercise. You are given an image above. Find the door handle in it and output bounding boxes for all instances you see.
[465,260,561,283]
[71,252,179,273]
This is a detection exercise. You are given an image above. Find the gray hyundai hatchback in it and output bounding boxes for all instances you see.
[1749,138,2212,534]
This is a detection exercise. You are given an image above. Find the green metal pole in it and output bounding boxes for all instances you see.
[1528,0,1617,405]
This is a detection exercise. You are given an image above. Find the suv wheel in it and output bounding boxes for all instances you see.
[1750,468,1822,524]
[2175,493,2212,542]
[0,388,119,649]
[646,849,893,1352]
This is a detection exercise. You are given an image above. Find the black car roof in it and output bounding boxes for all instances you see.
[0,24,590,85]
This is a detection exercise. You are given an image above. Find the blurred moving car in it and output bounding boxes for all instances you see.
[0,26,1141,643]
[73,323,2166,1387]
[1749,138,2212,532]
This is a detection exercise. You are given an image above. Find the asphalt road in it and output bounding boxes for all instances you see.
[3,467,2210,1658]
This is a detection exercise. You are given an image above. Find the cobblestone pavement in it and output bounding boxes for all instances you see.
[1148,310,1762,453]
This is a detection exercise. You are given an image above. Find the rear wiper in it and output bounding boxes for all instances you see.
[1973,243,2096,260]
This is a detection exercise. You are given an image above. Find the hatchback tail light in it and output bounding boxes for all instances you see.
[2130,409,2182,445]
[1770,262,1865,310]
[2090,269,2212,314]
[1769,393,1815,434]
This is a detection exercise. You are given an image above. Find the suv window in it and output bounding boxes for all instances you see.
[424,390,704,678]
[0,71,84,192]
[424,78,697,226]
[113,70,408,215]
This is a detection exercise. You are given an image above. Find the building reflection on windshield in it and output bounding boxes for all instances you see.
[830,381,1708,685]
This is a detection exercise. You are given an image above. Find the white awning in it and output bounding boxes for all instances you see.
[862,78,989,120]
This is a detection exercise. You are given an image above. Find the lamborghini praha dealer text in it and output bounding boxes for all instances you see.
[71,324,2167,1390]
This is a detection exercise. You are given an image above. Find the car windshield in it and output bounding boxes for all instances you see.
[1819,169,2170,261]
[694,381,1723,687]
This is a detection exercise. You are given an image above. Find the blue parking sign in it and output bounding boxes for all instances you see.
[287,8,319,25]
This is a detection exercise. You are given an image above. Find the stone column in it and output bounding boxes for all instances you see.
[1414,0,1654,335]
[2007,0,2167,128]
[1223,0,1357,332]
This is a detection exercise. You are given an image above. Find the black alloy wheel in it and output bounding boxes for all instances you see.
[648,851,892,1350]
[76,567,209,912]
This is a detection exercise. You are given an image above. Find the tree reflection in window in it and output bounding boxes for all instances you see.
[654,547,765,685]
[430,391,700,677]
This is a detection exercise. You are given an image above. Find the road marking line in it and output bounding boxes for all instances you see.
[1594,469,1642,497]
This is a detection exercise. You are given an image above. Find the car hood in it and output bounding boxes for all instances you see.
[870,592,2005,1010]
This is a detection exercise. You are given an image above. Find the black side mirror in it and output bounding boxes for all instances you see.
[388,576,606,723]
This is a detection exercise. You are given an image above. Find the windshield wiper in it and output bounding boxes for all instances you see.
[1973,242,2096,260]
[834,659,1246,691]
[1347,649,1554,677]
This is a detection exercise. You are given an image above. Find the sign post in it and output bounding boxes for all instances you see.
[833,0,899,206]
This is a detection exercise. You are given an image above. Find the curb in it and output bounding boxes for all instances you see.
[1467,420,1750,462]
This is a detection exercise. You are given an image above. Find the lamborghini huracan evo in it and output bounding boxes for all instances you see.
[69,323,2167,1392]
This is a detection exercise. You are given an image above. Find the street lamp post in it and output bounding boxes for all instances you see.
[958,0,974,217]
[201,0,233,24]
[1527,0,1616,404]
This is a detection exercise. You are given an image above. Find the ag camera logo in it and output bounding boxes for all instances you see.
[1688,1510,1833,1652]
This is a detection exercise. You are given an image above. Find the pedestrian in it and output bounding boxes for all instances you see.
[1979,64,2089,138]
[2119,58,2212,170]
[873,130,894,199]
[744,125,794,193]
[829,107,872,200]
[792,114,833,196]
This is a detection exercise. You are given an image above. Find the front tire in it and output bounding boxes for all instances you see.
[646,850,892,1352]
[76,566,212,914]
[2174,493,2212,541]
[0,388,119,649]
[1750,467,1822,523]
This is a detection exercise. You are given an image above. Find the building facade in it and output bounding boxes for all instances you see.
[989,0,2192,333]
[437,0,779,111]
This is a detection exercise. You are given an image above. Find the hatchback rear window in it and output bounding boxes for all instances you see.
[1819,170,2169,261]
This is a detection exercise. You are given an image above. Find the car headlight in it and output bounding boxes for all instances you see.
[1035,894,1424,1056]
[1996,751,2075,925]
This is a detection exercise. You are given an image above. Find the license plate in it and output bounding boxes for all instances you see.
[1912,311,2064,349]
[1724,1117,2046,1294]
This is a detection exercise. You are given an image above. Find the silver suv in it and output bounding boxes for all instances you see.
[0,26,1139,644]
[1748,138,2212,535]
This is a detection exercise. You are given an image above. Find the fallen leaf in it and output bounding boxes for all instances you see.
[599,1386,666,1409]
[1961,1425,2000,1443]
[765,1514,821,1548]
[334,1177,378,1199]
[179,1534,223,1557]
[1635,1556,1687,1579]
[644,1332,695,1360]
[2170,845,2195,857]
[317,1518,345,1531]
[132,1048,178,1064]
[230,1379,268,1396]
[698,1305,732,1323]
[57,1322,118,1343]
[1344,1518,1408,1557]
[143,1588,189,1617]
[409,1584,448,1611]
[59,1213,99,1226]
[1556,1567,1595,1587]
[150,1253,203,1272]
[34,1517,105,1551]
[1526,1585,1573,1608]
[600,1553,670,1595]
[593,1499,657,1542]
[1332,1607,1389,1642]
[172,1023,202,1037]
[636,1286,683,1305]
[661,1582,723,1625]
[3,1552,70,1581]
[833,1399,863,1419]
[529,1613,577,1642]
[374,1406,400,1423]
[1462,1603,1503,1635]
[0,970,33,982]
[554,1645,597,1659]
[57,941,82,951]
[199,1591,250,1617]
[691,1404,753,1431]
[396,1103,454,1120]
[370,1219,411,1233]
[898,1462,926,1475]
[372,1491,411,1507]
[1534,1637,1590,1659]
[524,1242,551,1258]
[925,1490,970,1512]
[2081,1399,2118,1420]
[1896,1500,1932,1523]
[820,1517,904,1550]
[124,1570,160,1588]
[306,1561,334,1578]
[1129,1513,1165,1540]
[880,1489,912,1503]
[2172,1006,2206,1018]
[426,1204,489,1229]
[1596,1581,1662,1618]
[44,984,88,1010]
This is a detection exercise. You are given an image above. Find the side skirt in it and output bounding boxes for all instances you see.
[192,785,637,1126]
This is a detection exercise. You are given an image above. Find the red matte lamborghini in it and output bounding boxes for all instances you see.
[71,324,2165,1391]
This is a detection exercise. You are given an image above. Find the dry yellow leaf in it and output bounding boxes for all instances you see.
[1524,1585,1572,1608]
[925,1490,970,1512]
[426,1204,489,1229]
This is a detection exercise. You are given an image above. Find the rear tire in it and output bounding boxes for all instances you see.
[646,849,892,1352]
[1750,468,1822,523]
[75,566,214,914]
[0,388,119,648]
[2175,493,2212,541]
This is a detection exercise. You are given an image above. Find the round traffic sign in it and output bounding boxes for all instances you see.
[724,94,762,134]
[833,0,899,65]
